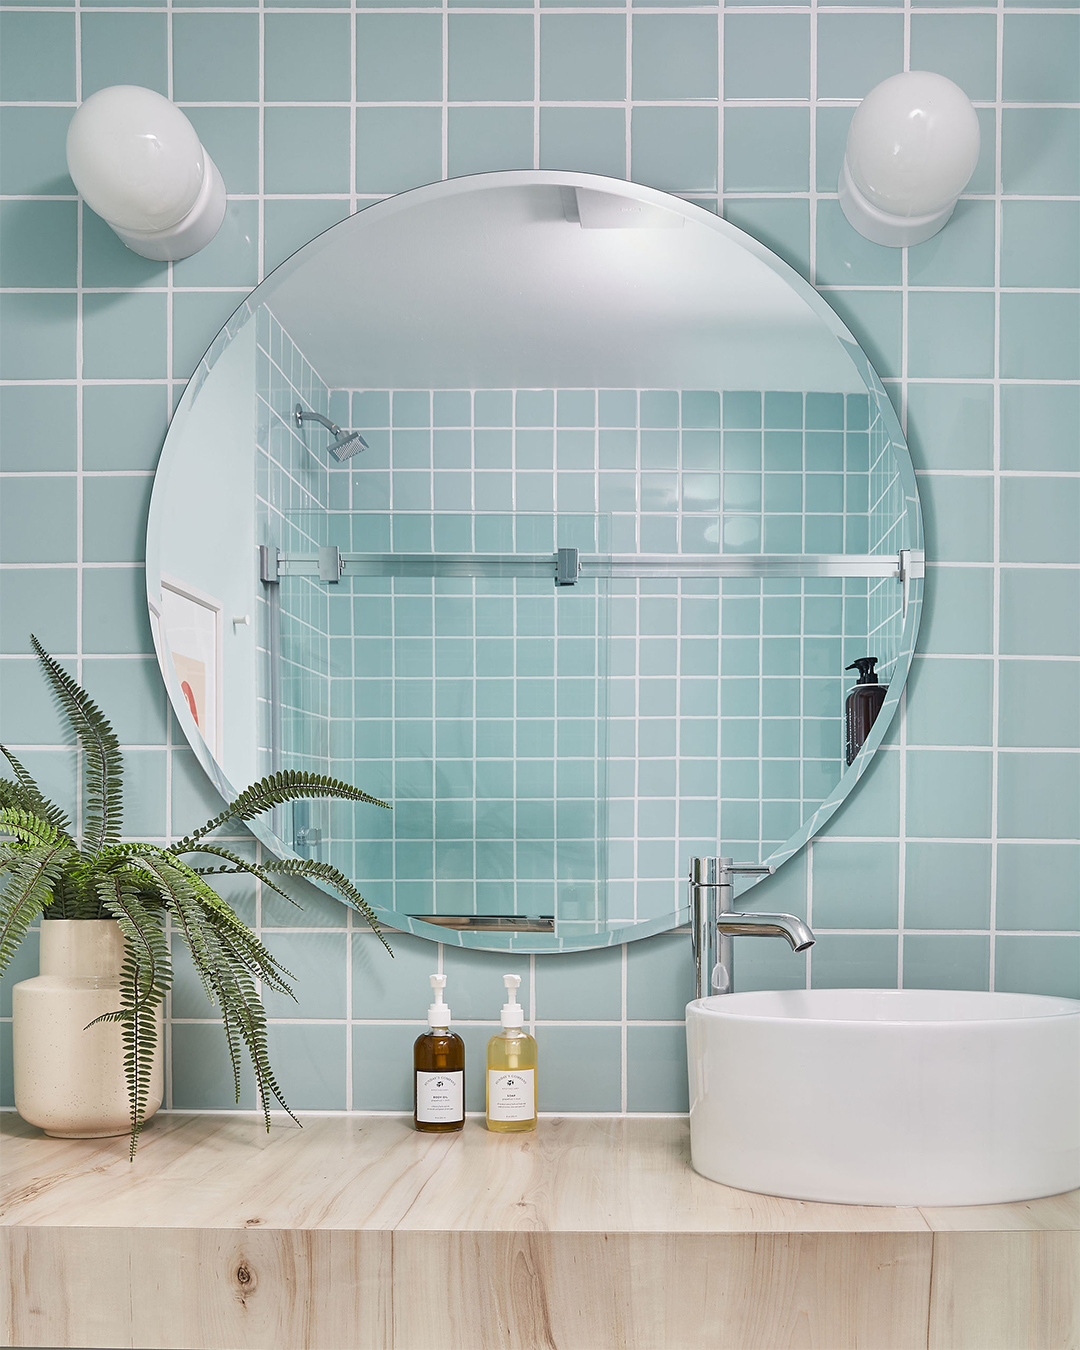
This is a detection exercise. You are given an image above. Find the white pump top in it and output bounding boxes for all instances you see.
[427,973,451,1028]
[501,973,524,1029]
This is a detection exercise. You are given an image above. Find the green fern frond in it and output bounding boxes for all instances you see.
[169,842,301,908]
[0,840,76,977]
[91,875,170,1159]
[0,745,73,839]
[176,771,390,849]
[31,637,123,854]
[0,807,63,851]
[261,858,392,955]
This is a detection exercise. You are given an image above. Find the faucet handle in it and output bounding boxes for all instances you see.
[727,863,775,877]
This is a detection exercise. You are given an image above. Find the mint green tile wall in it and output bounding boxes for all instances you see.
[0,3,1077,1117]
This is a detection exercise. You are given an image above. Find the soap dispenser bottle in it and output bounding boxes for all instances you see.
[413,974,465,1133]
[845,657,887,765]
[486,974,537,1132]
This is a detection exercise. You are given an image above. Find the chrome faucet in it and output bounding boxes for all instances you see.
[690,856,815,998]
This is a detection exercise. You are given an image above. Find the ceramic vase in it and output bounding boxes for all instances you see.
[13,919,164,1138]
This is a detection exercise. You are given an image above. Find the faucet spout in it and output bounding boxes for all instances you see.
[715,911,815,952]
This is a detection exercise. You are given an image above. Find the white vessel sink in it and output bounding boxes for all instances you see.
[686,988,1080,1206]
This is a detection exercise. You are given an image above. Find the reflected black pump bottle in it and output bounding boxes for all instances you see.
[845,658,886,765]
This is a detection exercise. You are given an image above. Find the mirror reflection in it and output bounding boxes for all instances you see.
[147,172,922,951]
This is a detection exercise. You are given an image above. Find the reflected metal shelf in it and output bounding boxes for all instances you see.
[409,914,556,933]
[261,545,923,586]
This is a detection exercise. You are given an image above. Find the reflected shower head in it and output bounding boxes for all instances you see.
[293,403,369,462]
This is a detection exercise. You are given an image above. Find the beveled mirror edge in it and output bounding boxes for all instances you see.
[145,169,924,953]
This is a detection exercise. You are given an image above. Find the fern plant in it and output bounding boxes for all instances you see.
[0,636,392,1157]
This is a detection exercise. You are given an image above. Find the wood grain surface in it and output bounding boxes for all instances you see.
[2,1111,1076,1350]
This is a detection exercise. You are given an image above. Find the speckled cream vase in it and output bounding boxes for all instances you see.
[13,919,163,1138]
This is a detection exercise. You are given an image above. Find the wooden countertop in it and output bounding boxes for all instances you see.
[3,1110,1076,1237]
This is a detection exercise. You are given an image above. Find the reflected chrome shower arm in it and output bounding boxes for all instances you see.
[294,405,342,437]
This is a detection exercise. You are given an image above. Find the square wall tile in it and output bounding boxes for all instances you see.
[1000,295,1080,382]
[997,752,1080,840]
[724,16,809,100]
[0,386,76,472]
[0,107,74,196]
[172,15,259,102]
[541,15,625,102]
[903,936,989,991]
[82,13,166,97]
[904,842,991,929]
[1002,15,1080,104]
[265,201,350,271]
[357,108,442,194]
[265,108,352,194]
[626,1025,688,1112]
[82,568,153,655]
[812,841,899,928]
[909,15,997,102]
[1002,202,1080,290]
[0,13,75,100]
[357,15,443,102]
[535,946,622,1019]
[447,107,533,177]
[540,108,627,178]
[173,201,259,289]
[908,293,996,380]
[724,109,809,193]
[0,295,76,381]
[905,658,993,747]
[81,211,167,290]
[261,932,347,1019]
[0,570,77,657]
[266,1025,347,1111]
[352,1024,416,1111]
[918,567,993,656]
[906,202,996,289]
[1000,386,1080,473]
[534,1026,621,1111]
[83,293,167,381]
[996,843,1080,932]
[919,475,993,565]
[999,571,1080,658]
[0,201,76,289]
[266,14,352,102]
[999,661,1079,750]
[631,108,718,194]
[817,15,903,100]
[0,478,76,564]
[905,384,992,472]
[82,476,153,564]
[626,934,694,1020]
[811,935,898,989]
[172,1024,256,1109]
[632,16,717,100]
[353,932,444,1019]
[1000,478,1080,565]
[814,200,901,288]
[906,750,993,839]
[449,15,534,101]
[1001,110,1080,196]
[184,108,260,196]
[996,936,1080,1000]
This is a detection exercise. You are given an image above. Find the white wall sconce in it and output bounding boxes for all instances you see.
[66,85,226,262]
[839,71,981,248]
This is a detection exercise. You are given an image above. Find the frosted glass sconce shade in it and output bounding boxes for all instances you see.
[66,86,226,261]
[839,71,981,248]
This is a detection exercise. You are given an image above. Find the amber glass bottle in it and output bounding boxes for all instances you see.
[413,974,465,1133]
[845,657,887,765]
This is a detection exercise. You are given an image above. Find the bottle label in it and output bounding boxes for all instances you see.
[416,1070,463,1123]
[488,1068,535,1122]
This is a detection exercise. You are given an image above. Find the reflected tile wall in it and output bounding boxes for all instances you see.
[0,4,1077,1117]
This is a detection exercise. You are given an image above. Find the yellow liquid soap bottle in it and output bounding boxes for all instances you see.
[486,974,537,1132]
[413,974,465,1133]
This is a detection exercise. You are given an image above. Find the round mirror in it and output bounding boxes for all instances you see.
[146,171,923,952]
